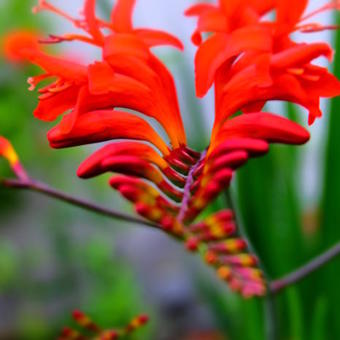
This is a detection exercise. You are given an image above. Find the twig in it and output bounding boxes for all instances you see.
[0,178,160,229]
[270,242,340,294]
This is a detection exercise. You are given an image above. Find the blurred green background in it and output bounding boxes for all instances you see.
[1,0,340,339]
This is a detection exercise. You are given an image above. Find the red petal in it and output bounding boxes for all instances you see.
[83,155,162,182]
[77,142,168,178]
[103,34,149,61]
[276,0,308,34]
[271,43,333,69]
[185,4,216,16]
[214,112,310,147]
[147,55,187,146]
[33,85,80,121]
[83,0,104,43]
[3,31,40,62]
[196,8,229,33]
[101,156,183,201]
[3,31,87,81]
[195,27,272,97]
[219,0,244,18]
[134,29,183,50]
[47,110,169,155]
[249,0,275,14]
[301,65,340,98]
[111,0,135,32]
[208,138,269,159]
[207,151,249,173]
[88,61,150,95]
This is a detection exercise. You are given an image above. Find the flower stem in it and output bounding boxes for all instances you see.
[0,177,160,229]
[178,150,206,222]
[270,242,340,294]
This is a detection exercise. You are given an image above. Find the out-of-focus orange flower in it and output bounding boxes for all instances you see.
[0,136,28,181]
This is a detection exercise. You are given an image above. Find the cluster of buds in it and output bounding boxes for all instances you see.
[186,210,266,297]
[59,310,148,340]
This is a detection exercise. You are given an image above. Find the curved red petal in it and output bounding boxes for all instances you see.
[83,0,104,43]
[134,29,183,50]
[47,110,169,155]
[3,31,40,62]
[88,61,150,95]
[111,0,135,32]
[195,27,271,97]
[185,4,216,16]
[213,112,310,148]
[276,0,308,34]
[77,142,168,178]
[271,43,333,69]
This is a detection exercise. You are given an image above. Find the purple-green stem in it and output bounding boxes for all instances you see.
[1,176,340,295]
[0,177,160,229]
[270,242,340,293]
[178,150,206,222]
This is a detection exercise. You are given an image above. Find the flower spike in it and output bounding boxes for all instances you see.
[5,0,340,298]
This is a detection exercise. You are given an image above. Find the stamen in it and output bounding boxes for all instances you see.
[37,79,72,99]
[301,74,320,81]
[38,92,55,100]
[297,23,340,33]
[287,68,305,76]
[39,34,99,46]
[27,74,50,91]
[33,0,77,22]
[48,81,72,93]
[300,1,340,22]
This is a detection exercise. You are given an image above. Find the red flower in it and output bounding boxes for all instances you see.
[4,0,185,147]
[6,0,339,297]
[186,0,340,130]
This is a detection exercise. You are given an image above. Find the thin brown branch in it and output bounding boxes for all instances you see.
[0,177,160,229]
[270,242,340,294]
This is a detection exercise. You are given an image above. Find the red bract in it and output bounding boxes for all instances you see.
[5,0,339,297]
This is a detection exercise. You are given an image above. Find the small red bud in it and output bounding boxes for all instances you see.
[205,250,218,265]
[185,238,199,252]
[137,314,149,325]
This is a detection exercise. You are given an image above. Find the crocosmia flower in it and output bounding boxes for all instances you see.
[4,0,340,297]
